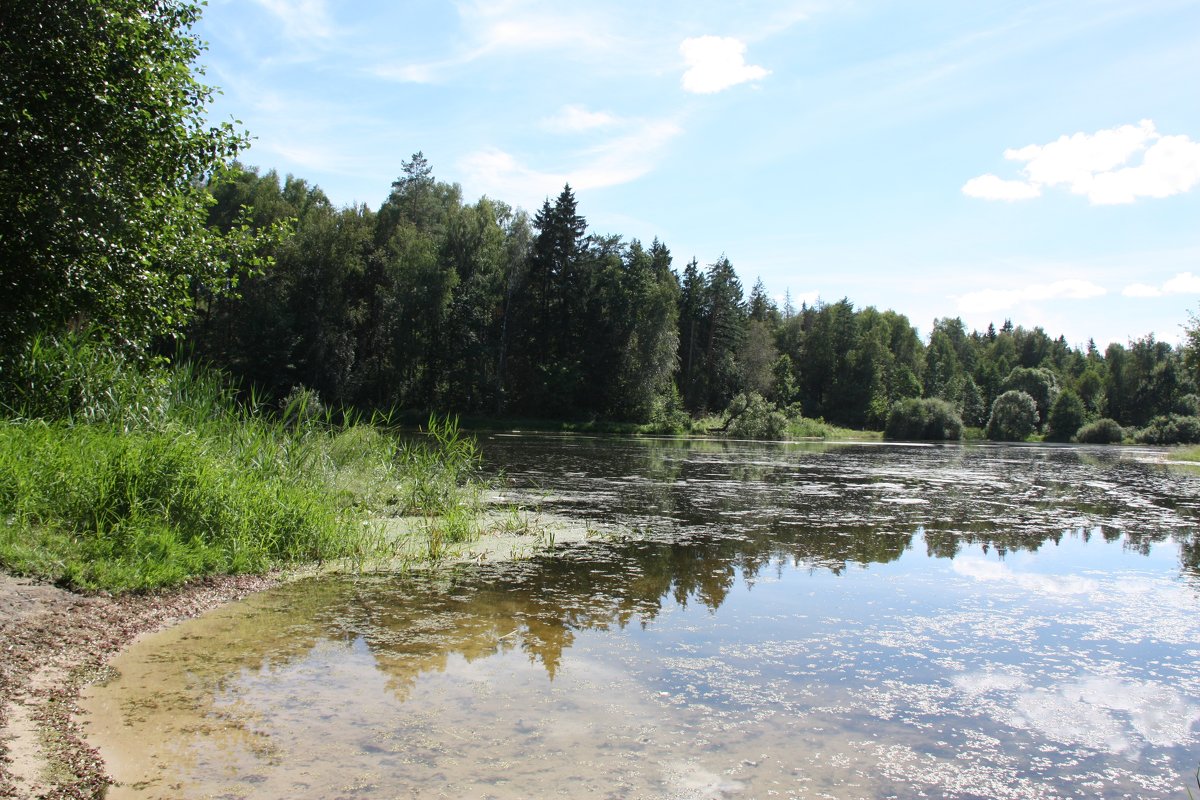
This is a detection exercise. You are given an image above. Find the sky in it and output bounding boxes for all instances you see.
[195,0,1200,348]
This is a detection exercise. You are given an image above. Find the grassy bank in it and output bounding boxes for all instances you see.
[432,410,881,440]
[0,335,482,593]
[1168,445,1200,463]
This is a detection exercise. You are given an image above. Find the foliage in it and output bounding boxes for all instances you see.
[884,397,964,441]
[1074,418,1125,444]
[1000,367,1059,430]
[1133,414,1200,445]
[0,0,275,352]
[723,392,789,440]
[986,390,1039,441]
[0,334,484,591]
[175,158,1195,434]
[0,419,352,591]
[1104,337,1181,427]
[1045,389,1087,442]
[1168,445,1200,463]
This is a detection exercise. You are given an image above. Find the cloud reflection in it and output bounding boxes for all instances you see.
[952,557,1099,596]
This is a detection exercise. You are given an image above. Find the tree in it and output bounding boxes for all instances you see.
[1045,389,1087,442]
[1000,366,1059,430]
[698,256,747,412]
[676,259,707,409]
[958,374,987,428]
[1,0,253,351]
[986,390,1039,441]
[1185,309,1200,388]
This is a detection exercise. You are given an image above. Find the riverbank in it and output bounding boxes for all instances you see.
[0,513,593,799]
[0,571,285,798]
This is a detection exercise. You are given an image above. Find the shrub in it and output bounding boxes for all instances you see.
[723,392,789,440]
[1074,418,1125,444]
[1175,394,1200,417]
[884,397,964,441]
[1046,389,1087,442]
[986,390,1039,441]
[1133,414,1200,445]
[1000,367,1059,430]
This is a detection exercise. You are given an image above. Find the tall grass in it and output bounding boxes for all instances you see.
[0,333,484,592]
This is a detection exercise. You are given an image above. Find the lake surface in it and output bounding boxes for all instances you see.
[82,436,1200,799]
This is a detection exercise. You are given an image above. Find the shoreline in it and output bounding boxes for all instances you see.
[0,519,591,798]
[0,571,286,798]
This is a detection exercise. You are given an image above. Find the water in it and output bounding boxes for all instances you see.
[81,437,1200,799]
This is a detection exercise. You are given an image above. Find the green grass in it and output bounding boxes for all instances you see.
[0,333,485,592]
[787,417,881,440]
[1168,445,1200,462]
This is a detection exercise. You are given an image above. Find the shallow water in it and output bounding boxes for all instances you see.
[82,437,1200,799]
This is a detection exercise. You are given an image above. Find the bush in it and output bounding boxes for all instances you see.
[986,390,1039,441]
[1046,389,1087,442]
[884,397,964,441]
[1074,418,1125,444]
[1175,394,1200,417]
[1133,414,1200,445]
[1000,366,1058,430]
[723,392,789,440]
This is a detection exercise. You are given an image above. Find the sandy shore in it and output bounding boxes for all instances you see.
[0,572,286,799]
[0,515,594,798]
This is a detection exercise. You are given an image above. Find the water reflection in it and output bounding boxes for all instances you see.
[83,438,1200,799]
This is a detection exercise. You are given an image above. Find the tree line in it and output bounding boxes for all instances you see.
[184,156,1200,439]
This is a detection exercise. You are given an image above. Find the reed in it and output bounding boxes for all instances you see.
[0,333,485,592]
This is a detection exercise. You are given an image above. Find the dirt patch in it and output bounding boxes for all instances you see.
[0,572,282,799]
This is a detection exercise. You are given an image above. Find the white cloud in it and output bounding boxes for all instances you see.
[459,119,683,209]
[252,0,336,40]
[956,279,1106,314]
[680,36,771,94]
[793,290,820,307]
[961,173,1042,201]
[1123,271,1200,298]
[377,1,620,83]
[1163,271,1200,294]
[1122,283,1162,298]
[953,558,1098,596]
[542,105,618,134]
[963,120,1200,204]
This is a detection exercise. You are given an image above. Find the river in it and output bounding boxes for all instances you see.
[81,436,1200,799]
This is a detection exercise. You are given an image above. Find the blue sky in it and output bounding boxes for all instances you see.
[195,0,1200,349]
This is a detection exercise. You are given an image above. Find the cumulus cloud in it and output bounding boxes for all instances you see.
[963,120,1200,204]
[1164,271,1200,293]
[1122,283,1162,298]
[956,279,1106,314]
[542,105,618,133]
[961,174,1042,201]
[680,36,771,94]
[1122,271,1200,298]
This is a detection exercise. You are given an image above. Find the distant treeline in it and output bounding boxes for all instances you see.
[188,154,1198,432]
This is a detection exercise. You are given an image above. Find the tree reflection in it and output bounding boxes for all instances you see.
[149,437,1200,709]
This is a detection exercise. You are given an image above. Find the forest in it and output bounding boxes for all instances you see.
[2,1,1198,447]
[186,155,1200,443]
